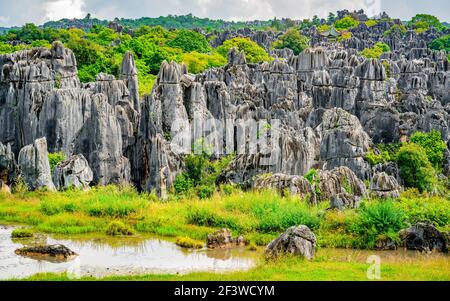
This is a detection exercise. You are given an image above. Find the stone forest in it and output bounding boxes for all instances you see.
[0,9,449,280]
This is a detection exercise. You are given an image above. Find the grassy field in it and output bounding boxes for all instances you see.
[16,250,450,281]
[0,185,449,249]
[1,186,449,281]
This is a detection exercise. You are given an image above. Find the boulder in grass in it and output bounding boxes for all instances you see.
[399,222,447,253]
[265,225,316,260]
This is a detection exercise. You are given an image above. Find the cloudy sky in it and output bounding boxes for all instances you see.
[0,0,449,27]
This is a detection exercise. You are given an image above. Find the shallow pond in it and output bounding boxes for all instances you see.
[0,225,256,279]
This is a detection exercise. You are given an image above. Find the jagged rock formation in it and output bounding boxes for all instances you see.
[0,142,16,185]
[0,16,449,196]
[369,172,401,198]
[17,138,55,191]
[399,223,448,253]
[52,154,93,190]
[253,166,366,204]
[265,225,316,260]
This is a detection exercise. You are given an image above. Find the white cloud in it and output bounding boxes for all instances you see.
[44,0,86,21]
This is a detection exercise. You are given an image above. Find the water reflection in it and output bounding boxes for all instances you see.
[0,225,255,279]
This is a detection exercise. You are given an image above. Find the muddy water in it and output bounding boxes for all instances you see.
[0,225,256,279]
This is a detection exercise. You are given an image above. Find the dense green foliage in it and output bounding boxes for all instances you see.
[334,16,359,31]
[48,152,66,172]
[105,221,135,236]
[272,28,309,55]
[409,14,446,32]
[166,29,210,53]
[174,153,234,199]
[430,35,450,52]
[360,42,391,59]
[11,228,34,238]
[397,143,436,192]
[217,37,272,63]
[0,23,237,96]
[410,130,447,171]
[383,24,407,37]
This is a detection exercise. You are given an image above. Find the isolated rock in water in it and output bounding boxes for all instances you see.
[0,142,17,185]
[330,190,361,210]
[265,225,316,260]
[52,154,93,190]
[370,172,401,198]
[17,138,55,191]
[15,244,78,260]
[207,228,245,249]
[399,223,447,253]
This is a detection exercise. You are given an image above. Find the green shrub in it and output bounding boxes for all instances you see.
[410,130,447,171]
[360,42,391,59]
[173,173,194,195]
[397,143,437,192]
[175,236,204,249]
[48,152,66,172]
[196,184,214,199]
[365,149,390,166]
[272,28,309,55]
[304,169,318,184]
[351,201,406,248]
[217,37,272,63]
[334,16,359,31]
[11,228,34,238]
[166,29,210,53]
[105,221,134,236]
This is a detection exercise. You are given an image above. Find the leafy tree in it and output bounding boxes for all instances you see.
[410,130,447,171]
[167,29,210,53]
[217,37,272,63]
[334,15,359,31]
[272,28,309,55]
[182,52,226,74]
[430,35,450,52]
[409,14,445,31]
[360,42,391,59]
[397,143,436,192]
[327,13,337,24]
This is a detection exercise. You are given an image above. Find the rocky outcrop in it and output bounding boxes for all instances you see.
[0,142,16,185]
[52,154,93,190]
[15,244,78,260]
[399,223,448,253]
[17,138,55,191]
[206,228,245,249]
[330,191,361,210]
[265,225,316,260]
[370,172,401,198]
[320,108,372,179]
[253,166,366,205]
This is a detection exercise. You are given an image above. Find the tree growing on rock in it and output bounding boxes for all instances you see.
[272,28,309,55]
[217,37,272,63]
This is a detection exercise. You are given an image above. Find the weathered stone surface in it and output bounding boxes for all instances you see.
[265,225,316,260]
[399,223,447,253]
[320,108,372,179]
[17,138,55,191]
[0,141,16,185]
[330,190,361,210]
[370,172,401,198]
[52,154,93,190]
[206,228,245,249]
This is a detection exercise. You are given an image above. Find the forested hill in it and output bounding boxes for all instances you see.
[42,14,273,31]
